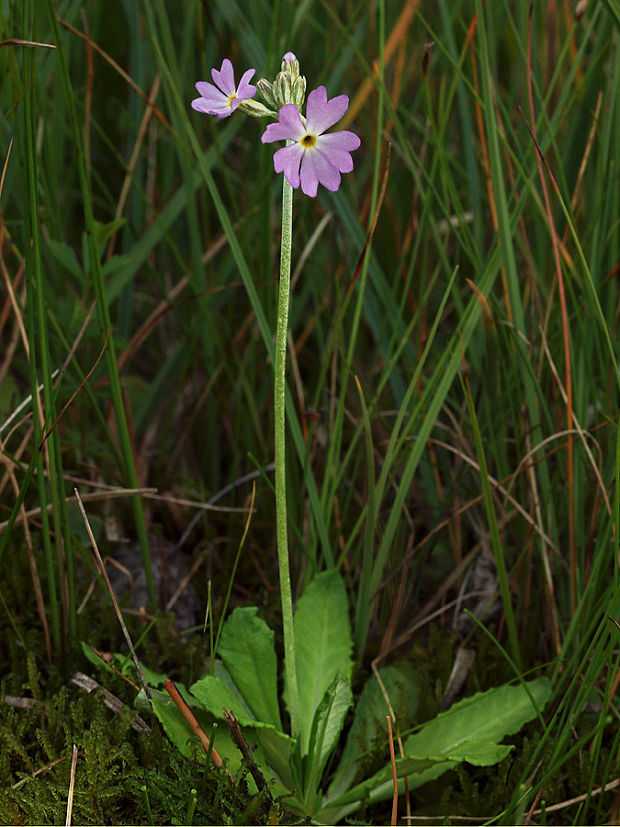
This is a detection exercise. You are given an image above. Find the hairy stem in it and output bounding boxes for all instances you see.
[274,174,300,737]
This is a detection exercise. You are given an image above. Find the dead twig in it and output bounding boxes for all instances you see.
[223,708,266,791]
[0,38,55,49]
[70,672,150,732]
[64,744,79,827]
[164,678,232,780]
[0,487,157,533]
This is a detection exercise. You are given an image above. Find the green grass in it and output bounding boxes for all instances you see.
[0,0,618,823]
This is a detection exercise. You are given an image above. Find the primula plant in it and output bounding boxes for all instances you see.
[107,571,551,822]
[193,52,361,739]
[124,52,554,822]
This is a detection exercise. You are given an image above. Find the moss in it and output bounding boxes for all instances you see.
[0,629,289,825]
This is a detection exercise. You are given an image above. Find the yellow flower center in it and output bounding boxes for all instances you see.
[227,92,238,108]
[301,133,316,148]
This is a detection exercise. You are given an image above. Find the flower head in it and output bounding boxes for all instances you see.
[257,51,306,111]
[191,58,256,119]
[261,86,360,197]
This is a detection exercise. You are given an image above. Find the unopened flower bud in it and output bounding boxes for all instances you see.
[236,98,277,118]
[278,73,293,107]
[281,52,300,80]
[256,78,277,108]
[292,76,306,109]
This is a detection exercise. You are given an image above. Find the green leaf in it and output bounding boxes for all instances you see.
[318,756,443,820]
[146,687,279,794]
[92,217,127,250]
[191,674,258,728]
[290,570,353,754]
[191,673,293,740]
[309,677,353,775]
[146,687,204,759]
[191,662,295,788]
[217,606,282,730]
[402,677,551,764]
[101,253,139,278]
[46,238,83,281]
[80,641,109,670]
[319,678,551,822]
[189,673,295,789]
[326,663,420,801]
[297,675,352,813]
[256,726,295,791]
[212,660,258,716]
[110,651,169,688]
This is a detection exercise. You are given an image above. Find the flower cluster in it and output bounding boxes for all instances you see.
[191,53,360,197]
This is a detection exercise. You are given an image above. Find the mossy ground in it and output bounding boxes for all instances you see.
[0,545,296,824]
[1,547,615,824]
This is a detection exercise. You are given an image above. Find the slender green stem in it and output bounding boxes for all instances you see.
[275,174,300,738]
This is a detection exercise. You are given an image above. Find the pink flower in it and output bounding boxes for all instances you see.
[261,86,361,197]
[191,58,256,119]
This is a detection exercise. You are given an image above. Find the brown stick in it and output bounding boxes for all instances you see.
[223,708,266,791]
[65,744,79,827]
[0,38,55,49]
[163,679,232,779]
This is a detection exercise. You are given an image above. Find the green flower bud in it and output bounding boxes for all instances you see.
[256,78,277,109]
[275,73,292,108]
[292,76,306,110]
[236,98,277,119]
[259,54,306,111]
[281,52,300,80]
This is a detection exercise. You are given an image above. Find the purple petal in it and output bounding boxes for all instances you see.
[237,68,257,101]
[273,144,304,189]
[300,150,341,197]
[305,86,350,135]
[315,131,360,171]
[211,58,235,95]
[195,80,221,99]
[318,130,361,154]
[282,51,296,62]
[192,80,227,114]
[261,104,305,143]
[261,121,293,144]
[191,94,231,118]
[317,145,354,173]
